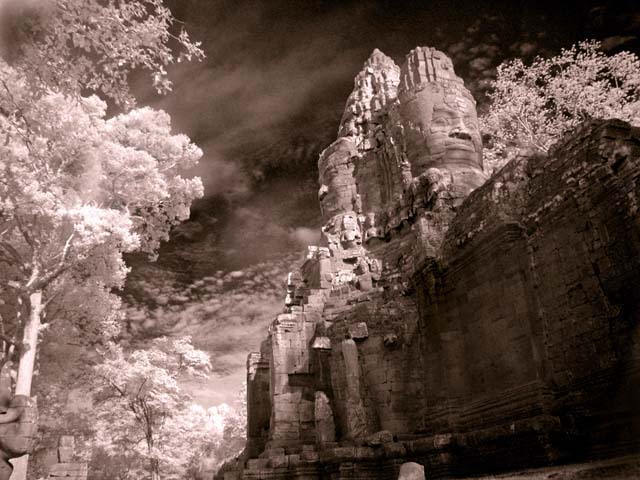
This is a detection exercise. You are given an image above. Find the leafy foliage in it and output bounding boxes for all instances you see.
[0,0,205,408]
[481,40,640,173]
[0,62,203,342]
[11,0,204,107]
[93,336,211,479]
[0,3,205,477]
[184,386,247,479]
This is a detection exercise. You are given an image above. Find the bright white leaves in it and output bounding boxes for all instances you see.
[104,107,204,258]
[93,337,211,477]
[0,61,203,337]
[481,40,640,174]
[16,0,204,107]
[0,2,206,476]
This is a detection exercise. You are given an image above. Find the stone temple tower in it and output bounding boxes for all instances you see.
[223,45,640,480]
[239,46,491,478]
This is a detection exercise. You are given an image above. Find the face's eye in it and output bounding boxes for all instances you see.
[464,117,478,129]
[432,116,449,127]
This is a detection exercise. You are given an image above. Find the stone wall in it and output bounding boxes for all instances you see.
[217,46,640,480]
[46,436,88,480]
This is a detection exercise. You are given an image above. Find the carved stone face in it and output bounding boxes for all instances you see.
[399,84,483,176]
[363,212,383,242]
[340,213,362,248]
[318,138,358,221]
[428,93,482,168]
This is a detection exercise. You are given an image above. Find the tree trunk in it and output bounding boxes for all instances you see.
[15,290,42,396]
[150,457,160,480]
[147,434,160,480]
[10,290,43,480]
[8,458,26,480]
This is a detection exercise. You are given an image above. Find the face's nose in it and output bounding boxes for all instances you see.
[449,125,472,141]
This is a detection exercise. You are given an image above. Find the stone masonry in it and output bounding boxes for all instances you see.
[46,436,88,480]
[217,46,640,479]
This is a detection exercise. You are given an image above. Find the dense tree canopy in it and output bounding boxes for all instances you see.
[481,40,640,174]
[0,62,203,390]
[93,337,210,480]
[7,0,203,107]
[0,1,206,477]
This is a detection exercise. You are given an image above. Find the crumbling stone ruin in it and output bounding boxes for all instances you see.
[0,363,37,480]
[218,46,640,479]
[46,436,88,480]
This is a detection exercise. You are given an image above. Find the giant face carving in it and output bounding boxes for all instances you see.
[339,213,362,249]
[318,137,358,221]
[428,92,482,169]
[399,84,483,176]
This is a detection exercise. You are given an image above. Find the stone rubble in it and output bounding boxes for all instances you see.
[46,436,87,480]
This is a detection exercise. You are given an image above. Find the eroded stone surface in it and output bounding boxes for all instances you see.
[0,395,38,480]
[398,462,425,480]
[365,430,393,446]
[314,392,336,446]
[216,46,640,480]
[46,435,87,480]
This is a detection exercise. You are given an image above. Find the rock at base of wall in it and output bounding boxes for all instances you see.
[315,391,336,445]
[47,462,88,480]
[398,462,425,480]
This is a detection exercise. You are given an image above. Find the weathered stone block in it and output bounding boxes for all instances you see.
[268,455,288,469]
[383,442,407,458]
[58,448,74,463]
[357,273,373,291]
[312,336,331,350]
[398,462,425,480]
[299,400,315,423]
[331,446,357,460]
[314,391,336,445]
[288,454,301,467]
[365,430,394,446]
[355,446,376,459]
[301,449,319,462]
[260,447,285,459]
[246,458,270,470]
[348,322,369,340]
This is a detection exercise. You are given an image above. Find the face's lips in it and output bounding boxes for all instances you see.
[445,137,476,152]
[449,131,472,141]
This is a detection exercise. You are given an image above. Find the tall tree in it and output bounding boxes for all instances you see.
[0,68,203,393]
[0,1,204,477]
[4,0,203,106]
[481,40,640,174]
[93,337,211,480]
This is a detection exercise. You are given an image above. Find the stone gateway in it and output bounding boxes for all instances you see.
[217,46,640,479]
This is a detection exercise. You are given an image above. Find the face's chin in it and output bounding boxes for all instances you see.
[443,145,481,166]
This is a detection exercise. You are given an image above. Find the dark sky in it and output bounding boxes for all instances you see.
[124,0,640,269]
[1,1,639,268]
[1,0,639,406]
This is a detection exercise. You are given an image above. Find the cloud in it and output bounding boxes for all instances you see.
[133,0,371,199]
[185,369,245,407]
[289,227,321,247]
[181,140,249,197]
[123,250,301,405]
[469,56,492,74]
[601,35,637,51]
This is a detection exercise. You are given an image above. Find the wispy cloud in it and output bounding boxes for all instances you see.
[134,0,373,199]
[124,252,301,405]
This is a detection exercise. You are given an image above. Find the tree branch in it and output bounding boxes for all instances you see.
[0,242,25,271]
